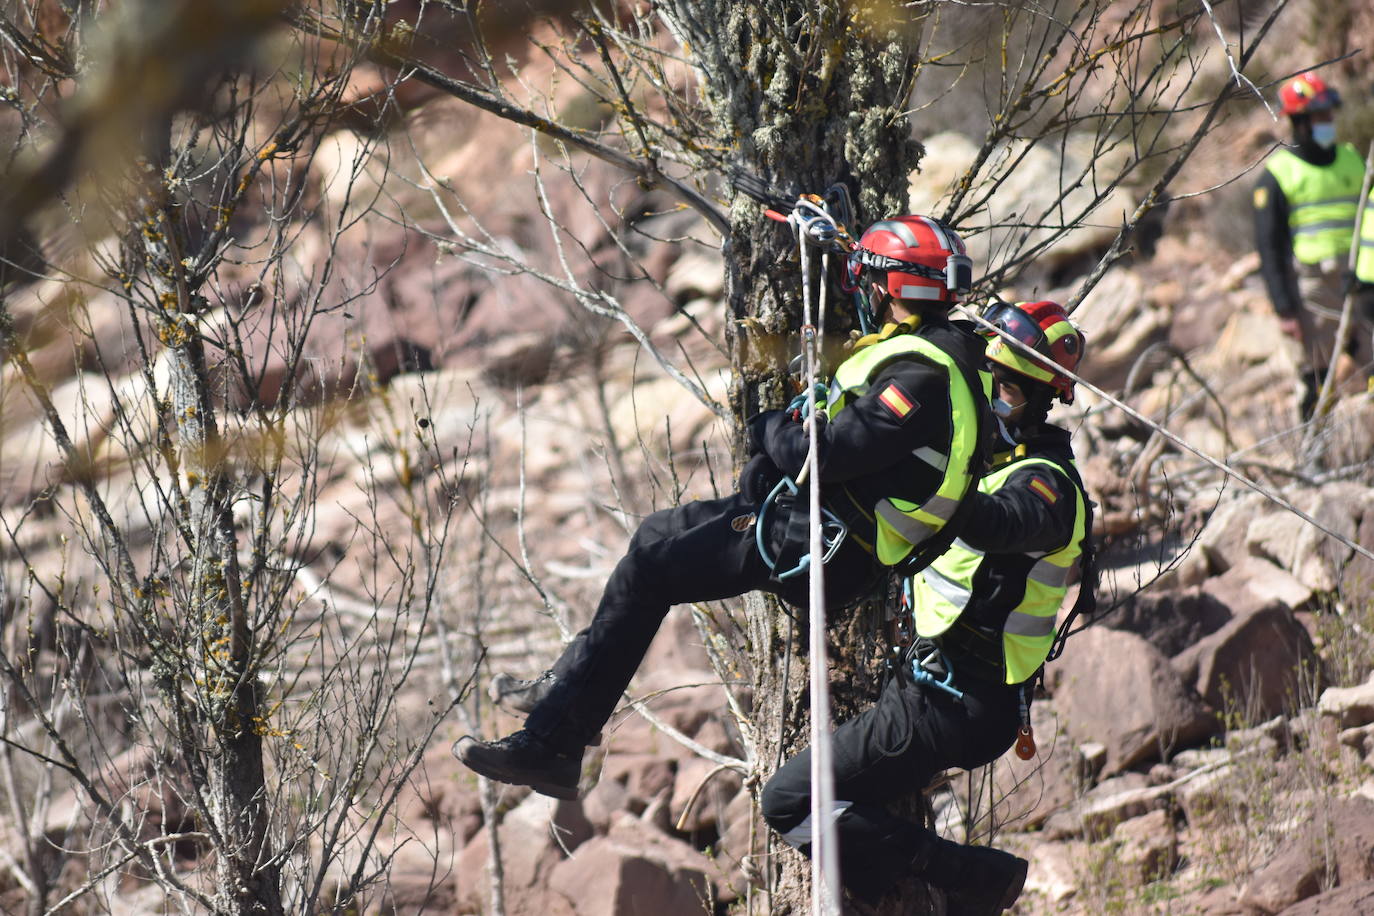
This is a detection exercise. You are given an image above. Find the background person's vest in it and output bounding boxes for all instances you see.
[1358,197,1374,284]
[909,455,1087,685]
[1265,144,1365,265]
[825,332,990,568]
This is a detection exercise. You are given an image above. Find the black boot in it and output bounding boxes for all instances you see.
[915,835,1027,915]
[452,729,582,800]
[488,671,603,744]
[489,670,556,714]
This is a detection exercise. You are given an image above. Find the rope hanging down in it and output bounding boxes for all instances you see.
[788,198,843,916]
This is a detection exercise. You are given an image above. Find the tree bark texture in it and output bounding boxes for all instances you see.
[657,3,925,910]
[141,187,283,916]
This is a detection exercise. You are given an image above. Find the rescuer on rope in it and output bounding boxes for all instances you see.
[452,213,997,809]
[760,299,1095,915]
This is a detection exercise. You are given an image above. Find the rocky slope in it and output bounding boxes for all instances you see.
[4,11,1374,916]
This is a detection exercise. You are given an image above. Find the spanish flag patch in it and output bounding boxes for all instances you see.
[1028,476,1059,505]
[877,383,916,420]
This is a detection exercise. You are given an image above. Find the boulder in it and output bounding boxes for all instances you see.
[662,250,725,305]
[392,743,485,847]
[1278,880,1374,915]
[1202,555,1315,616]
[1349,505,1374,611]
[548,836,709,916]
[1172,602,1320,721]
[1239,843,1325,914]
[1319,674,1374,730]
[1047,627,1218,775]
[907,130,1135,291]
[1041,773,1162,841]
[455,792,594,915]
[710,787,764,898]
[1239,797,1374,913]
[1097,585,1232,657]
[1197,492,1269,575]
[669,755,744,836]
[1174,762,1243,828]
[987,698,1082,832]
[1326,396,1374,480]
[479,331,558,388]
[596,752,677,806]
[1023,839,1088,905]
[1072,270,1172,393]
[548,812,735,914]
[1247,485,1364,594]
[1112,808,1178,883]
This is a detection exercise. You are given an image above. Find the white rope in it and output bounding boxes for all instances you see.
[790,204,842,915]
[955,304,1374,564]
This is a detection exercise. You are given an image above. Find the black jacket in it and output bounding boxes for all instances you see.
[747,317,995,560]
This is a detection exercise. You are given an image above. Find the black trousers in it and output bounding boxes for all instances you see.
[524,490,879,751]
[760,664,1021,899]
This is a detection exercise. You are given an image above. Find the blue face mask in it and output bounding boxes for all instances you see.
[1311,122,1337,148]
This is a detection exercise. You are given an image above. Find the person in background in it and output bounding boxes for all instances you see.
[1253,70,1374,420]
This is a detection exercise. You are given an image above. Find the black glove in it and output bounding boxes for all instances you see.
[746,409,791,455]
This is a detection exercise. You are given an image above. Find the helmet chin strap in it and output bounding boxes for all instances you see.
[869,285,899,323]
[852,284,888,335]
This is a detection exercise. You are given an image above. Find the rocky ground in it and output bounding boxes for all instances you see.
[4,8,1374,915]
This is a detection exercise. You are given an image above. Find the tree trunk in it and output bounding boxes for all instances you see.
[141,183,283,916]
[657,3,925,909]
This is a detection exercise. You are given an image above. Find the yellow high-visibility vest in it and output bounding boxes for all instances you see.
[909,455,1087,684]
[825,333,991,567]
[1264,144,1365,265]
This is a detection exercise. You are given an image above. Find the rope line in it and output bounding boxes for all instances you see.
[790,204,842,916]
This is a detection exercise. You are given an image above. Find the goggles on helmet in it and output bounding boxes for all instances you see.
[980,300,1084,403]
[982,300,1051,355]
[850,248,973,295]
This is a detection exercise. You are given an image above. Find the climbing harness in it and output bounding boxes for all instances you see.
[911,643,965,702]
[740,184,860,583]
[898,578,965,701]
[754,474,848,580]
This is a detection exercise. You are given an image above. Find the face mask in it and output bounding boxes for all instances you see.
[1311,122,1337,148]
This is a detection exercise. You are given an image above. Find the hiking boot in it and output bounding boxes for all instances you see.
[452,729,582,800]
[918,837,1027,915]
[488,670,602,744]
[489,670,555,714]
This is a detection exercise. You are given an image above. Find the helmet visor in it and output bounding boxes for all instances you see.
[982,301,1049,357]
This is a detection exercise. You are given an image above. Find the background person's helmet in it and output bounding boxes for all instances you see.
[1280,72,1342,117]
[982,300,1086,403]
[848,215,973,305]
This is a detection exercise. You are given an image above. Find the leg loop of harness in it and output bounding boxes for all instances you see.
[754,475,848,580]
[895,580,964,701]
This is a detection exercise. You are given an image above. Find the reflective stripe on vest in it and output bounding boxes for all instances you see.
[909,455,1087,684]
[825,334,991,567]
[1265,145,1365,264]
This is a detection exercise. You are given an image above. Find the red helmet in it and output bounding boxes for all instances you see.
[1280,72,1341,117]
[982,300,1086,403]
[848,215,973,305]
